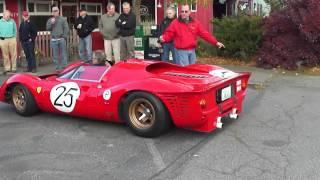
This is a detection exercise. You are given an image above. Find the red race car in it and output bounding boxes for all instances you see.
[0,60,250,137]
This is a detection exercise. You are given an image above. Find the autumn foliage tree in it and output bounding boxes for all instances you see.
[257,0,320,70]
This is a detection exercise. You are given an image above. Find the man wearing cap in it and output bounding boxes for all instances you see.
[99,2,120,63]
[19,11,37,73]
[46,6,69,71]
[74,8,95,62]
[0,10,17,75]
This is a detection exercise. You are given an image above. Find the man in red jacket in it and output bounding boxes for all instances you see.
[160,4,225,66]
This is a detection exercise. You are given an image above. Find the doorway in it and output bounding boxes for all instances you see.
[214,0,227,18]
[61,3,77,29]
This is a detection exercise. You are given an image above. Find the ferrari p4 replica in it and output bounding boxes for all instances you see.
[0,60,250,137]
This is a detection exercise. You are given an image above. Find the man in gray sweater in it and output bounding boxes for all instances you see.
[99,2,120,63]
[46,6,69,71]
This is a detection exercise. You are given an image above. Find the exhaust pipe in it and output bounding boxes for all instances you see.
[216,117,223,128]
[229,108,238,119]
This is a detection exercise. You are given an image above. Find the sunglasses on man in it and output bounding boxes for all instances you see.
[180,10,189,13]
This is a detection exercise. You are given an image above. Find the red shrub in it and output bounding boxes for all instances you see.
[257,0,320,70]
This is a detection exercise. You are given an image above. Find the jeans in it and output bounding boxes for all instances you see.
[175,48,196,66]
[21,41,36,71]
[78,34,92,61]
[50,38,68,70]
[161,42,176,64]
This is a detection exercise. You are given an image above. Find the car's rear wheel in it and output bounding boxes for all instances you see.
[12,84,38,116]
[123,92,171,137]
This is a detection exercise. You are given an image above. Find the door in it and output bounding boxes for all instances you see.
[40,65,110,119]
[61,3,77,29]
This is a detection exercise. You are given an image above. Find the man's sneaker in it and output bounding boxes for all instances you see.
[2,71,7,75]
[31,69,37,73]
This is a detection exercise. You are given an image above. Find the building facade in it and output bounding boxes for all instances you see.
[0,0,214,55]
[213,0,270,17]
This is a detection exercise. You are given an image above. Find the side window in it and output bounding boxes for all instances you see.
[27,0,58,31]
[0,1,5,19]
[191,3,197,12]
[59,68,77,79]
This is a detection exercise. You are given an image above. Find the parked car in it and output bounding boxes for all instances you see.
[0,60,250,137]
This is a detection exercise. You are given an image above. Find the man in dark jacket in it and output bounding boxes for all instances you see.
[74,8,95,61]
[158,7,176,63]
[19,11,37,73]
[115,2,136,60]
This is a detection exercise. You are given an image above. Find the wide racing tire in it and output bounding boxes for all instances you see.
[123,92,171,137]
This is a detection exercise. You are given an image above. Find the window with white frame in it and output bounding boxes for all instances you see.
[191,3,197,12]
[27,0,58,31]
[27,1,58,15]
[80,2,102,29]
[0,0,5,19]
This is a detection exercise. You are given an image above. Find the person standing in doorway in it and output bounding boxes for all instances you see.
[99,2,120,63]
[19,11,38,73]
[115,2,136,60]
[0,10,17,75]
[46,6,69,71]
[74,8,95,62]
[158,7,177,64]
[160,4,225,66]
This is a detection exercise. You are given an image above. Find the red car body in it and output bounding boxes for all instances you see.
[0,60,250,134]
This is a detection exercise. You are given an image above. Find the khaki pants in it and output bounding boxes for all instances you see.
[0,37,17,71]
[104,38,120,63]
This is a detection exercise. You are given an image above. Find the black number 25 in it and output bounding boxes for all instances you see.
[54,86,79,108]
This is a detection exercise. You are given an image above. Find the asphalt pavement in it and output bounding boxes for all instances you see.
[0,63,319,180]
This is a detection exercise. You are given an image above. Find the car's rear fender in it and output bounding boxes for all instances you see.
[158,72,251,131]
[114,78,195,122]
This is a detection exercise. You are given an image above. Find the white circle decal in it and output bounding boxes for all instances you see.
[50,82,81,113]
[103,90,111,100]
[209,69,236,78]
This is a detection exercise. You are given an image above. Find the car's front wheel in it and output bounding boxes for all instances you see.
[12,84,39,116]
[123,92,171,137]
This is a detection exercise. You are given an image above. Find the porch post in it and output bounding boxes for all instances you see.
[17,0,21,25]
[155,0,157,25]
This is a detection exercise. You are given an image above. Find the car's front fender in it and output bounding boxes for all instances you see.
[0,74,42,103]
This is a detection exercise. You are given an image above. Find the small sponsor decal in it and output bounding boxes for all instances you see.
[103,89,111,100]
[36,87,42,94]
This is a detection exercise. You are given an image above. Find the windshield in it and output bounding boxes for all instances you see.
[59,64,110,82]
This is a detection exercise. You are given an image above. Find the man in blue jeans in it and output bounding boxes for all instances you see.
[19,11,37,73]
[46,6,69,71]
[74,8,95,61]
[158,7,176,64]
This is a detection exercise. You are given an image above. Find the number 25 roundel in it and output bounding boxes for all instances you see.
[50,82,81,113]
